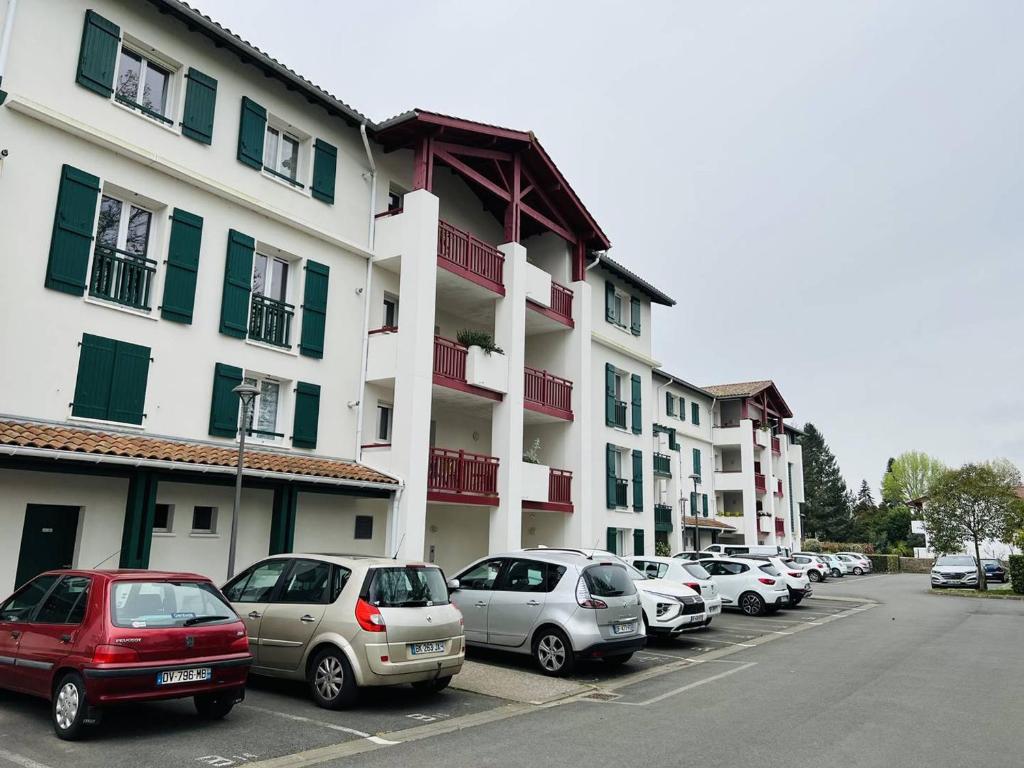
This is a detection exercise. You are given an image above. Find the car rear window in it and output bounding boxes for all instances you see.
[365,567,449,608]
[759,564,781,577]
[682,563,711,580]
[111,581,236,628]
[583,564,637,597]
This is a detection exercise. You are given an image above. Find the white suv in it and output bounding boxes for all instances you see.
[631,556,723,625]
[733,555,813,606]
[698,556,790,616]
[836,553,872,575]
[788,554,831,583]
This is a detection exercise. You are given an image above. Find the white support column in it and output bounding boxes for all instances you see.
[488,242,528,554]
[740,421,758,544]
[563,279,592,548]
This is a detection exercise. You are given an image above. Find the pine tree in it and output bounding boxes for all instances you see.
[798,423,854,541]
[854,479,875,511]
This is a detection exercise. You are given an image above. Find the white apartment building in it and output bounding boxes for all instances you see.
[706,382,805,551]
[0,0,678,588]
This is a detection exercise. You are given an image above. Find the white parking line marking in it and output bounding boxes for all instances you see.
[0,748,54,768]
[245,705,400,746]
[768,631,793,635]
[603,662,757,706]
[695,638,755,647]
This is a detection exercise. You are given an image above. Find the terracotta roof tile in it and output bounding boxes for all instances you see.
[681,516,737,531]
[0,420,397,486]
[701,381,774,399]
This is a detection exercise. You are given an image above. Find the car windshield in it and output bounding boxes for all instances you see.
[365,566,449,608]
[936,556,975,567]
[682,563,711,580]
[583,564,637,597]
[111,581,236,628]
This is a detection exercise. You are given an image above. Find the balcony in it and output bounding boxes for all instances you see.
[775,479,784,497]
[433,336,504,401]
[653,452,672,477]
[527,278,574,330]
[610,400,628,430]
[524,367,573,420]
[655,504,674,532]
[771,436,781,455]
[774,517,786,536]
[427,447,499,505]
[523,467,573,513]
[249,294,294,348]
[754,473,767,494]
[89,245,156,311]
[613,478,629,508]
[437,219,504,295]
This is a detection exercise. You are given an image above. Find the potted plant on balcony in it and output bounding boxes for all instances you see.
[523,437,542,464]
[457,329,508,393]
[456,329,503,356]
[520,438,550,502]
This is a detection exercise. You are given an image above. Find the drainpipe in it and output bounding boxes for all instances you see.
[354,122,377,461]
[584,250,603,272]
[0,0,18,96]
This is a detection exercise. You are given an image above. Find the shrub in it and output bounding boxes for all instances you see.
[802,538,822,552]
[1010,555,1024,595]
[867,554,900,573]
[457,329,503,355]
[655,541,672,557]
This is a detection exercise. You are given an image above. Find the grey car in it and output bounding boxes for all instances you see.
[449,550,645,676]
[931,555,980,588]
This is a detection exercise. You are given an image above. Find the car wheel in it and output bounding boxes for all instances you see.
[853,567,864,576]
[533,628,575,677]
[703,618,713,628]
[789,596,803,607]
[603,653,633,668]
[309,647,358,709]
[412,676,452,694]
[53,672,89,741]
[831,568,841,578]
[807,570,822,583]
[194,690,239,720]
[739,592,766,617]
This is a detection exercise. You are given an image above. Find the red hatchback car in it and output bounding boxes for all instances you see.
[0,570,252,739]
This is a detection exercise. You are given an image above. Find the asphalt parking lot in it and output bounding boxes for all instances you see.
[0,583,872,768]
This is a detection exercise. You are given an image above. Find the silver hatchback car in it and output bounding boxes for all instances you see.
[450,550,645,676]
[223,554,464,708]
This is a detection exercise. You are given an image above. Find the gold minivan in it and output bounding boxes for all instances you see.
[223,554,464,708]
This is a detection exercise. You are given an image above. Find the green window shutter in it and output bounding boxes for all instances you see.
[606,527,618,555]
[181,68,218,145]
[633,528,645,556]
[702,494,709,517]
[632,450,644,511]
[604,281,615,322]
[76,10,119,97]
[604,363,616,426]
[692,448,702,478]
[606,443,617,509]
[108,340,151,425]
[630,374,642,434]
[237,96,267,169]
[160,208,203,323]
[311,139,338,204]
[691,402,700,425]
[46,164,100,296]
[220,229,254,338]
[269,486,297,555]
[209,362,243,437]
[630,297,641,335]
[72,334,116,420]
[690,492,698,517]
[292,382,321,449]
[679,396,686,422]
[666,392,674,416]
[299,260,330,358]
[668,427,679,451]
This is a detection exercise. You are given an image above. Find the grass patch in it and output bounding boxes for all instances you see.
[930,586,1024,601]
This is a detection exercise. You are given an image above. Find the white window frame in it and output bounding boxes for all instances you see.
[240,372,288,445]
[375,402,393,443]
[190,505,218,535]
[262,115,310,190]
[95,192,156,258]
[112,36,181,129]
[252,251,291,303]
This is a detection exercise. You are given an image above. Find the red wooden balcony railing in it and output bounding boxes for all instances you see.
[550,281,573,323]
[433,336,467,382]
[437,220,504,291]
[775,479,784,496]
[549,468,572,505]
[427,448,499,497]
[775,518,785,536]
[771,436,781,455]
[754,473,767,493]
[524,367,573,418]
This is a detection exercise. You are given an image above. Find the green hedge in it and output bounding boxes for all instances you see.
[1010,555,1024,595]
[867,554,900,573]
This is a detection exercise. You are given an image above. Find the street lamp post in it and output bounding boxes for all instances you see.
[227,382,260,580]
[689,473,701,551]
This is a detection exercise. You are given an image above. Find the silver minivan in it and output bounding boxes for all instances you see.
[449,550,645,676]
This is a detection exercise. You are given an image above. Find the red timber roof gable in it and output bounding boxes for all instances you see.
[375,110,611,279]
[704,380,794,420]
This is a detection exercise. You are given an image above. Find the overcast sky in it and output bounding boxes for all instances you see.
[200,0,1024,494]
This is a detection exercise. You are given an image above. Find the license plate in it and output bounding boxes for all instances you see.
[410,641,446,656]
[708,604,721,615]
[156,668,211,686]
[613,622,636,635]
[688,614,704,624]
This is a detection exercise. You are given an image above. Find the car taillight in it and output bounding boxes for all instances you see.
[229,634,251,652]
[788,572,802,578]
[93,644,139,663]
[684,582,701,592]
[355,598,386,632]
[575,576,608,609]
[758,578,776,586]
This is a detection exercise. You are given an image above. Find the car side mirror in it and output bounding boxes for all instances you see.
[446,578,460,592]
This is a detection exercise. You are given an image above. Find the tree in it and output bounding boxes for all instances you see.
[853,479,876,511]
[882,451,946,506]
[798,423,854,541]
[923,461,1024,591]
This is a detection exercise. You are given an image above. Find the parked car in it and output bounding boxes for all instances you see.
[701,544,792,558]
[836,553,872,575]
[788,553,830,583]
[733,555,813,606]
[672,551,703,561]
[450,550,644,676]
[818,554,849,578]
[223,554,463,709]
[981,559,1008,583]
[930,555,980,589]
[0,570,251,740]
[629,556,723,625]
[696,556,790,616]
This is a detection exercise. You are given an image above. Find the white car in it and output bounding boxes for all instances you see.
[836,553,872,575]
[788,553,831,583]
[733,555,813,606]
[630,556,723,625]
[701,544,792,558]
[521,549,707,637]
[697,556,791,616]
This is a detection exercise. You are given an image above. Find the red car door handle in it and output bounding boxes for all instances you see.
[59,634,72,644]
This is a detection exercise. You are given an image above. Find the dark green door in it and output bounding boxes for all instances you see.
[15,505,80,588]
